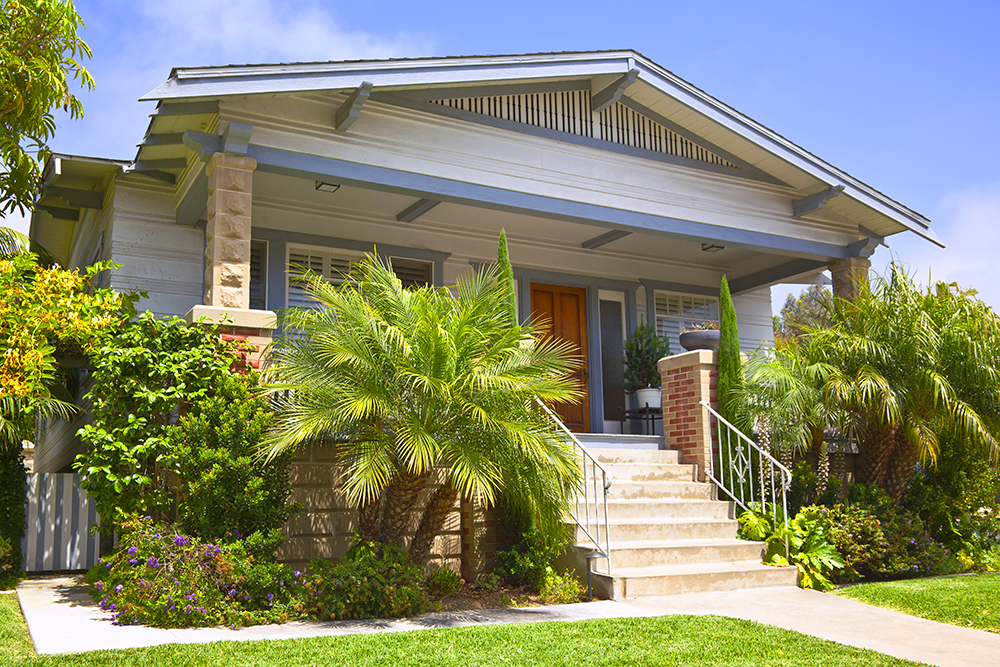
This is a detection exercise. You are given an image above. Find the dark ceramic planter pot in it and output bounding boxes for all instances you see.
[679,329,721,351]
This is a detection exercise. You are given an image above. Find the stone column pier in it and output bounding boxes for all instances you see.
[829,256,871,301]
[204,153,256,309]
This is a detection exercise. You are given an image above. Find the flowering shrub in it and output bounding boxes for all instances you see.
[89,516,297,628]
[293,541,429,620]
[824,504,889,583]
[539,567,583,604]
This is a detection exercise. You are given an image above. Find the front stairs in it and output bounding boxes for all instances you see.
[567,434,798,599]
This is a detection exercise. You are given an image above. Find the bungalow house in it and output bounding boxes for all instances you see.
[28,50,938,584]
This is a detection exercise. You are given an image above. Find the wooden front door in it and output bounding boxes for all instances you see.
[530,283,590,432]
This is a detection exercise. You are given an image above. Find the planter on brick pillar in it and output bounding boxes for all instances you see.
[205,153,256,309]
[658,349,718,482]
[184,305,276,370]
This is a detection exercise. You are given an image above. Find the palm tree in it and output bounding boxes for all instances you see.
[261,253,583,565]
[735,343,843,491]
[809,265,999,501]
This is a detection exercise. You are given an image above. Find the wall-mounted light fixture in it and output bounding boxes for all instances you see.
[315,181,341,193]
[701,243,725,253]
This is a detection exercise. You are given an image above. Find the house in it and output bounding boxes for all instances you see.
[28,50,938,576]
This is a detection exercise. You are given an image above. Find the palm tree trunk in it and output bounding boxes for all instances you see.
[357,494,383,543]
[380,470,431,548]
[859,424,894,487]
[409,482,459,566]
[809,426,828,491]
[885,431,918,503]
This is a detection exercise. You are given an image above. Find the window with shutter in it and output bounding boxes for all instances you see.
[249,240,267,310]
[654,291,719,353]
[285,246,433,308]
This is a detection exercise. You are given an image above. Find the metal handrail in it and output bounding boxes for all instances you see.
[700,401,790,532]
[534,398,612,573]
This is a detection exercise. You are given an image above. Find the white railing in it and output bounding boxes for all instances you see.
[534,399,612,573]
[700,401,790,530]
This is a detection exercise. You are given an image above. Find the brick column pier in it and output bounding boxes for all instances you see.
[658,349,718,482]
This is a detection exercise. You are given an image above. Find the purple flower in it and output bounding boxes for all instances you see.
[128,546,138,557]
[146,557,160,568]
[173,535,190,547]
[115,584,123,593]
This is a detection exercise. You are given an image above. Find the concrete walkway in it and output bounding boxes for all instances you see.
[629,586,1000,667]
[16,577,1000,665]
[15,576,657,655]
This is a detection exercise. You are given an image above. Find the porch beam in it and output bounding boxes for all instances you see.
[35,204,79,221]
[43,185,103,209]
[152,101,219,117]
[793,185,846,217]
[133,158,188,171]
[396,198,439,222]
[591,68,640,113]
[728,259,830,295]
[138,132,185,146]
[335,81,374,131]
[222,122,252,155]
[179,130,857,260]
[581,229,631,249]
[132,169,177,185]
[848,237,881,258]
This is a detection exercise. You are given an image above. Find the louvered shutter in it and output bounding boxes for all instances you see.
[249,240,267,310]
[287,248,328,309]
[654,291,719,353]
[389,257,433,288]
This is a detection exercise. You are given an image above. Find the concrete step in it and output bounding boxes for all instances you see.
[594,560,799,598]
[608,481,713,501]
[604,463,697,482]
[585,538,766,569]
[574,518,739,543]
[577,498,733,521]
[577,435,663,451]
[590,448,679,464]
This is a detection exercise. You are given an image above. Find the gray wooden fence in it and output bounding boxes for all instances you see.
[21,473,101,572]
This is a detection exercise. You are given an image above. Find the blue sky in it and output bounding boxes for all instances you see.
[8,0,1000,314]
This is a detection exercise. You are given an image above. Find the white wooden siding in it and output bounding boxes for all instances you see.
[22,473,101,572]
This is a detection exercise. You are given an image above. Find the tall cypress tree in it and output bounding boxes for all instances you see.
[717,275,742,424]
[497,229,517,326]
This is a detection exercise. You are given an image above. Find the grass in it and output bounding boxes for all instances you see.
[0,591,925,667]
[835,572,1000,633]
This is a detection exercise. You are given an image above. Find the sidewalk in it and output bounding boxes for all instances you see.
[17,576,1000,666]
[15,576,657,655]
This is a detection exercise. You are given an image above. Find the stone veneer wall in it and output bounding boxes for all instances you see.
[279,444,463,574]
[658,349,718,481]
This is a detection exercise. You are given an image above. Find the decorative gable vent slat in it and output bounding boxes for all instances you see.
[433,91,736,169]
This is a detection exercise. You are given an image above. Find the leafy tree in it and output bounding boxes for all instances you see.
[75,313,237,528]
[0,250,130,572]
[1,0,94,217]
[262,252,582,565]
[717,275,742,424]
[774,285,832,344]
[497,228,517,326]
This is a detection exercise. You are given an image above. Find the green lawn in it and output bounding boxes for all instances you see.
[835,573,1000,633]
[1,592,924,667]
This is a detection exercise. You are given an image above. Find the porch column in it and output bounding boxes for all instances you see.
[205,153,256,309]
[658,350,717,482]
[828,256,871,301]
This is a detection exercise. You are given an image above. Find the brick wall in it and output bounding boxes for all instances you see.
[658,349,717,482]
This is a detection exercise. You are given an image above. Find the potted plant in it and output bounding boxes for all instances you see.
[623,323,670,408]
[679,322,720,351]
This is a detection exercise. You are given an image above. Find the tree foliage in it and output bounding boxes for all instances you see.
[497,228,517,326]
[1,0,94,217]
[773,285,832,344]
[75,313,238,527]
[170,372,298,541]
[717,275,742,423]
[262,252,583,564]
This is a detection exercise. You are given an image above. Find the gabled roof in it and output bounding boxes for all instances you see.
[141,50,939,247]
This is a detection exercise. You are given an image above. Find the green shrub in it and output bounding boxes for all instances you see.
[295,541,429,620]
[622,323,669,392]
[425,567,463,600]
[493,527,570,590]
[0,535,12,580]
[75,313,237,528]
[824,504,889,583]
[171,372,298,541]
[763,505,844,591]
[539,567,583,604]
[89,515,295,628]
